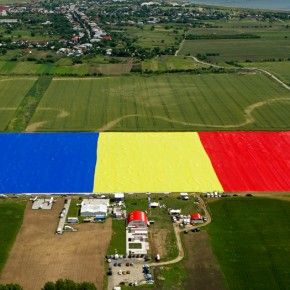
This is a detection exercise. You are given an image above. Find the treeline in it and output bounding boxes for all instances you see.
[140,66,238,75]
[42,279,96,290]
[185,33,260,40]
[0,284,22,290]
[0,280,97,290]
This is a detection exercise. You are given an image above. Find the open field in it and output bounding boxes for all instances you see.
[0,77,36,130]
[207,198,290,290]
[0,199,26,273]
[26,73,290,131]
[182,232,226,290]
[0,60,132,76]
[180,20,290,62]
[124,25,182,49]
[242,61,290,85]
[0,199,112,290]
[180,38,290,62]
[141,56,207,73]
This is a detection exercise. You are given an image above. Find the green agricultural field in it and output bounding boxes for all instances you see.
[207,198,290,290]
[180,20,290,62]
[125,25,182,48]
[141,56,207,73]
[0,199,26,273]
[0,61,132,76]
[180,38,290,62]
[241,61,290,85]
[26,72,290,131]
[0,77,36,130]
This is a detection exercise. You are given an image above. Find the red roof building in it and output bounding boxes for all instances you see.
[102,35,112,41]
[127,210,148,228]
[190,213,202,220]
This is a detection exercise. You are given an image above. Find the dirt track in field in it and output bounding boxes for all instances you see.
[0,200,111,290]
[183,232,226,290]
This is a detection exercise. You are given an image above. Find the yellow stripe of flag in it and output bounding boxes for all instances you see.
[94,132,223,193]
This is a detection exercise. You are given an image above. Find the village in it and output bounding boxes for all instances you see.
[0,0,288,61]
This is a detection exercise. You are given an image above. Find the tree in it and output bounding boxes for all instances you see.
[42,282,55,290]
[42,279,96,290]
[0,284,23,290]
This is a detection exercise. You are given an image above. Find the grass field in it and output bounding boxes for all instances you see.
[0,77,36,130]
[141,56,207,72]
[180,20,290,62]
[124,25,182,48]
[107,219,126,255]
[180,38,290,62]
[0,61,132,76]
[241,61,290,85]
[0,199,26,273]
[26,72,290,131]
[207,198,290,290]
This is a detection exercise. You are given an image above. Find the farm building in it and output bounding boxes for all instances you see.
[80,198,109,220]
[191,212,203,223]
[126,211,149,256]
[127,210,148,228]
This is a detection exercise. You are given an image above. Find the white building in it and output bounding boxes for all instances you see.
[80,198,109,220]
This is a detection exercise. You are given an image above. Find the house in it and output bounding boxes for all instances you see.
[0,6,7,17]
[190,213,203,224]
[80,198,109,220]
[102,34,112,41]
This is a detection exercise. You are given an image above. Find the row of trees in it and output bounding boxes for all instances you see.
[0,280,97,290]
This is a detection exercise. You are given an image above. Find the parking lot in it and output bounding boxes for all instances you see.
[107,257,151,289]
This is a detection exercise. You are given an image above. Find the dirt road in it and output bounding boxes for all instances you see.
[150,195,210,267]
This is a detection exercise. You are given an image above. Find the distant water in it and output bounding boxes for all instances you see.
[191,0,290,11]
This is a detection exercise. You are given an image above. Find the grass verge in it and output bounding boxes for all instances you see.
[0,199,26,273]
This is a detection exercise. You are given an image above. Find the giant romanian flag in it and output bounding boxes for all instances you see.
[0,132,289,193]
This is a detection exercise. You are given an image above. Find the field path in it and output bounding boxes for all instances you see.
[26,108,70,132]
[175,39,185,56]
[149,195,211,267]
[191,56,290,91]
[98,94,290,131]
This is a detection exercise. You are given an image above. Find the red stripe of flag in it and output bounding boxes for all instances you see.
[199,132,290,192]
